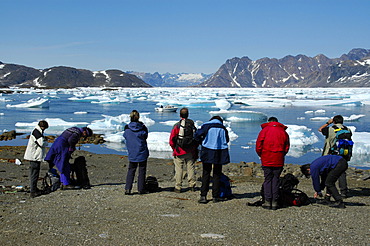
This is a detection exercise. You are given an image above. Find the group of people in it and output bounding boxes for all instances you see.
[24,121,93,198]
[25,108,352,209]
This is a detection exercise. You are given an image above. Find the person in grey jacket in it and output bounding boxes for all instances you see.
[24,120,49,198]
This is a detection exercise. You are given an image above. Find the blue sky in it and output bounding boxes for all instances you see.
[1,0,369,74]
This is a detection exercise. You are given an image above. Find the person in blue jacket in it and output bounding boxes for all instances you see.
[194,116,230,203]
[300,155,348,208]
[45,126,93,190]
[123,110,149,195]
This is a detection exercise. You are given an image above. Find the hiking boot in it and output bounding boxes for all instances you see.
[30,191,42,198]
[139,190,149,195]
[61,185,77,190]
[271,200,279,210]
[317,196,331,205]
[198,196,208,204]
[262,200,271,210]
[213,197,227,203]
[329,200,346,209]
[174,188,181,193]
[125,189,132,195]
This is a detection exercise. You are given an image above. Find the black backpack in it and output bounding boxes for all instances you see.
[329,125,354,161]
[41,168,60,194]
[278,173,310,207]
[71,156,91,189]
[145,176,160,193]
[176,119,196,149]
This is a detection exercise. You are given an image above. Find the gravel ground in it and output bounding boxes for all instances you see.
[1,146,369,246]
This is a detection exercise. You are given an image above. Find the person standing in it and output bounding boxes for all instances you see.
[256,117,290,210]
[45,126,93,190]
[194,116,230,203]
[123,110,149,195]
[300,155,348,209]
[24,120,49,198]
[318,115,350,197]
[169,108,198,193]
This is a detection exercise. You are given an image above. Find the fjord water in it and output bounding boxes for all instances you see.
[1,87,370,169]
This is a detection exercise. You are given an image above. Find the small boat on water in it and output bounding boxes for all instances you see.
[155,105,178,112]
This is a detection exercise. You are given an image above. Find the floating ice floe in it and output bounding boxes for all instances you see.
[291,99,362,107]
[6,97,49,108]
[88,113,155,133]
[310,114,365,122]
[74,111,88,114]
[215,99,231,110]
[286,125,320,158]
[209,110,267,122]
[15,118,89,134]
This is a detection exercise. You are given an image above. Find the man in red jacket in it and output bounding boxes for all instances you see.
[256,117,290,210]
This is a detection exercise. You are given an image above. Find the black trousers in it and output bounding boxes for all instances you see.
[200,163,222,198]
[29,161,41,193]
[325,159,348,202]
[125,160,147,192]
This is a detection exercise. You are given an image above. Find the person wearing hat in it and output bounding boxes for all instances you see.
[300,155,348,209]
[123,110,149,195]
[24,120,49,198]
[45,126,93,190]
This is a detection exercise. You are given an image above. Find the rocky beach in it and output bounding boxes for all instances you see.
[0,145,369,246]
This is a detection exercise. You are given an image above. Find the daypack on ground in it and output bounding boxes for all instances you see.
[71,156,91,189]
[145,176,160,193]
[329,125,354,161]
[219,173,233,199]
[41,168,60,194]
[176,119,196,149]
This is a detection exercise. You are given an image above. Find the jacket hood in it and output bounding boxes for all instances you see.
[261,121,288,130]
[127,121,145,132]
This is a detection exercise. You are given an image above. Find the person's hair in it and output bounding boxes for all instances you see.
[268,117,278,122]
[82,127,93,137]
[300,164,311,178]
[333,115,344,124]
[38,120,49,129]
[180,107,189,119]
[210,115,223,123]
[130,110,140,122]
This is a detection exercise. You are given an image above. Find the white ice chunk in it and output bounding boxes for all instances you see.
[6,97,49,108]
[209,110,267,122]
[15,118,89,134]
[215,99,231,110]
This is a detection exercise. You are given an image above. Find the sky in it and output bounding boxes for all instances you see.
[1,0,369,74]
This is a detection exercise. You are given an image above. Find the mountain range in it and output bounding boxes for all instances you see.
[199,48,370,87]
[1,48,369,88]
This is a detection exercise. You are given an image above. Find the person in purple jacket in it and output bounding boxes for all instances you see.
[123,110,149,195]
[45,126,93,190]
[300,155,348,209]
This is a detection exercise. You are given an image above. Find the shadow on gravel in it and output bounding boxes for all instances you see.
[93,182,125,187]
[232,191,261,199]
[349,187,370,197]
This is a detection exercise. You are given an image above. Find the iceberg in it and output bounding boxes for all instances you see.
[209,110,267,122]
[15,118,89,134]
[6,97,49,108]
[310,114,365,122]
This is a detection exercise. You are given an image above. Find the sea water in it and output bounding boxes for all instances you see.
[1,87,370,169]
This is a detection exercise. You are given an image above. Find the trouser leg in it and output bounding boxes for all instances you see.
[125,162,138,190]
[60,162,71,185]
[29,161,41,193]
[271,167,283,201]
[174,156,184,189]
[137,160,147,192]
[200,163,212,197]
[338,172,348,194]
[184,154,196,188]
[262,167,274,201]
[325,159,348,202]
[212,164,222,198]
